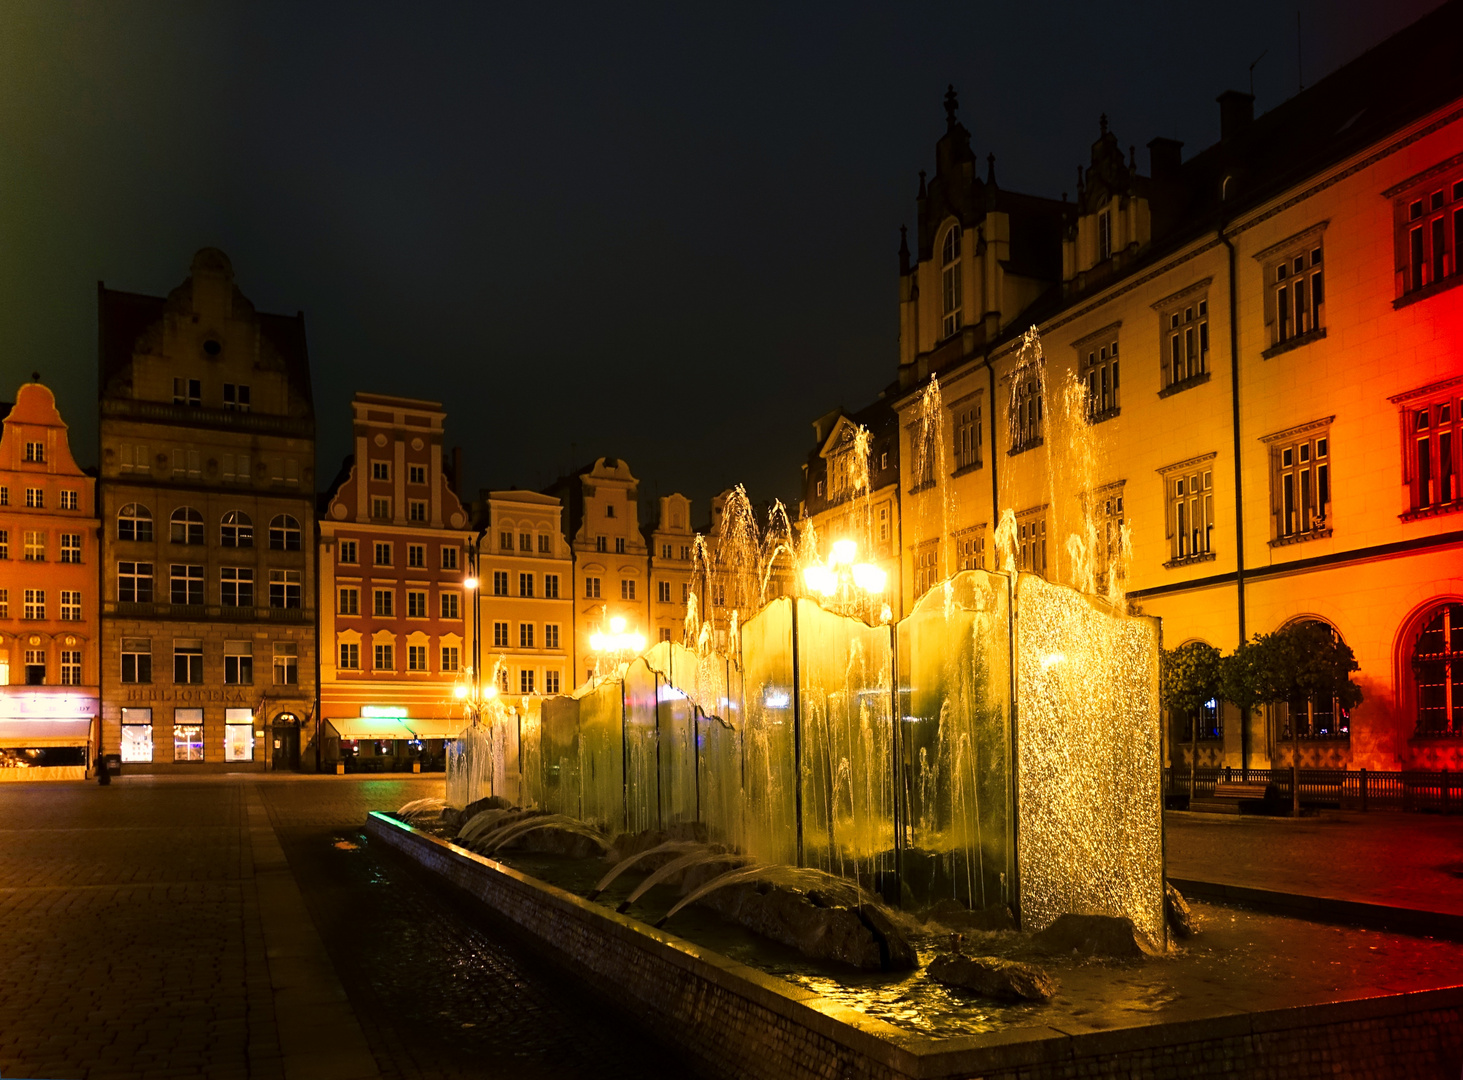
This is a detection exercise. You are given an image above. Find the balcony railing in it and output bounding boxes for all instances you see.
[101,397,312,437]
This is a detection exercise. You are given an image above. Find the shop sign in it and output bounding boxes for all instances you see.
[361,705,408,718]
[0,692,100,720]
[123,687,249,703]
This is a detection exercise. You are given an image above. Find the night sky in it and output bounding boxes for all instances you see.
[0,1,1442,520]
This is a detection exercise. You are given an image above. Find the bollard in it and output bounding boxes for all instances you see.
[1359,767,1367,813]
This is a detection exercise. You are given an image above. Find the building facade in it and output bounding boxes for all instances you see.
[477,489,573,706]
[649,494,695,645]
[889,6,1463,771]
[98,249,318,772]
[317,394,476,765]
[0,382,101,779]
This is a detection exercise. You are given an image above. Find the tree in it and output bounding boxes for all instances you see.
[1161,642,1222,800]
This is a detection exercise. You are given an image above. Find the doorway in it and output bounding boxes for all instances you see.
[272,713,300,771]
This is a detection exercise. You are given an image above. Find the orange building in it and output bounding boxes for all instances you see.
[0,381,101,780]
[888,6,1462,772]
[317,394,476,767]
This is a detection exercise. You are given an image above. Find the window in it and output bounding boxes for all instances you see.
[24,531,44,561]
[269,570,301,609]
[520,669,536,694]
[274,643,298,684]
[174,640,203,684]
[172,377,201,407]
[658,580,672,603]
[1097,490,1125,589]
[661,543,672,559]
[1164,457,1216,565]
[545,670,561,694]
[681,582,690,604]
[519,572,534,598]
[58,533,81,564]
[23,440,44,463]
[1266,422,1332,542]
[372,461,390,481]
[221,511,253,547]
[500,531,513,551]
[119,707,154,763]
[409,500,427,522]
[224,641,253,685]
[374,541,392,566]
[615,537,626,554]
[441,645,459,672]
[1266,236,1325,348]
[173,708,204,762]
[493,622,509,648]
[1414,603,1462,735]
[1097,209,1112,262]
[441,546,458,570]
[1082,336,1120,420]
[1017,515,1047,575]
[0,485,8,504]
[605,504,616,519]
[118,562,153,604]
[816,480,824,498]
[407,590,427,618]
[877,505,891,547]
[0,530,7,559]
[225,708,254,762]
[222,452,251,483]
[519,533,532,552]
[339,641,360,670]
[221,567,254,608]
[333,586,357,615]
[269,515,302,551]
[953,402,981,469]
[172,448,201,478]
[58,649,81,685]
[913,541,939,599]
[372,497,391,519]
[440,592,459,619]
[545,574,560,599]
[621,579,636,601]
[1161,298,1209,390]
[25,487,42,508]
[408,644,428,671]
[954,529,985,571]
[409,464,426,484]
[660,628,673,642]
[170,564,204,606]
[21,587,44,620]
[373,589,394,617]
[23,647,45,684]
[1181,697,1222,741]
[1402,388,1462,516]
[121,639,151,684]
[405,544,424,568]
[492,570,509,596]
[118,503,152,542]
[59,490,77,510]
[596,536,607,552]
[1395,171,1462,297]
[941,224,963,338]
[538,534,551,553]
[223,383,251,411]
[60,590,81,621]
[545,623,560,650]
[519,623,534,648]
[585,576,601,598]
[1010,378,1042,453]
[1278,622,1350,740]
[374,641,395,671]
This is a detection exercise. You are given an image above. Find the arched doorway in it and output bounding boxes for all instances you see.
[272,712,300,771]
[1412,602,1462,736]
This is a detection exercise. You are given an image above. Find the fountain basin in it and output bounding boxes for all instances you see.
[366,811,1463,1080]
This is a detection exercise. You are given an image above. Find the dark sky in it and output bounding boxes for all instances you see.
[0,0,1443,520]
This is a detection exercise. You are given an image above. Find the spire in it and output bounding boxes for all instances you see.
[986,152,997,186]
[1129,145,1137,170]
[918,169,927,199]
[944,84,960,130]
[899,225,910,275]
[1099,113,1109,136]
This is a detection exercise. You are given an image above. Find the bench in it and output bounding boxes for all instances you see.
[1191,780,1270,815]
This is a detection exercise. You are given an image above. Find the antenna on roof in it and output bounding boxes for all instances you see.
[1248,48,1267,97]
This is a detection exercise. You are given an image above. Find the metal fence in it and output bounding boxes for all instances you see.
[1162,765,1459,813]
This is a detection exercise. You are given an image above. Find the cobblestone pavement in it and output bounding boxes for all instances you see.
[0,776,701,1080]
[1165,809,1463,914]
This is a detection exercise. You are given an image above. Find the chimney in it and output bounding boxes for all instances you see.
[450,446,463,496]
[1146,137,1183,182]
[1216,90,1254,142]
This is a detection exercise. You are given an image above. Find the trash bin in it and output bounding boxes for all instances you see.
[97,753,121,785]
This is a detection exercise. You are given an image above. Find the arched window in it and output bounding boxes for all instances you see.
[941,224,963,338]
[1413,603,1462,736]
[118,503,153,542]
[170,507,204,545]
[221,511,253,548]
[1279,619,1350,739]
[269,514,301,552]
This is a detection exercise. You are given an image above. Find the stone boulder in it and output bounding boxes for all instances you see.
[1165,882,1198,938]
[1031,914,1160,959]
[927,954,1057,1002]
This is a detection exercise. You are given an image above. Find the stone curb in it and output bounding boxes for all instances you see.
[1171,877,1463,940]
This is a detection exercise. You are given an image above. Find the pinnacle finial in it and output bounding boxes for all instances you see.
[1099,113,1109,135]
[918,169,927,198]
[31,370,40,382]
[986,152,997,185]
[944,84,959,127]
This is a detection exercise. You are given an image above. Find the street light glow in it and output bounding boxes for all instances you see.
[463,576,479,590]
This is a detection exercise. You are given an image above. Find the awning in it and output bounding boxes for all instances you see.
[405,720,469,740]
[327,718,419,740]
[0,719,93,747]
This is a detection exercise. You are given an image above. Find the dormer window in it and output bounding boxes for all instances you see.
[1098,210,1112,262]
[941,224,963,339]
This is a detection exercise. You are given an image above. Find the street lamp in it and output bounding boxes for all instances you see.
[589,614,646,677]
[801,538,890,620]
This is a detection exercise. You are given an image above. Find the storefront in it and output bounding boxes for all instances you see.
[0,688,100,781]
[322,706,460,773]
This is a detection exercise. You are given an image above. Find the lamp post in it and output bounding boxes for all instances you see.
[589,614,647,675]
[800,538,891,621]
